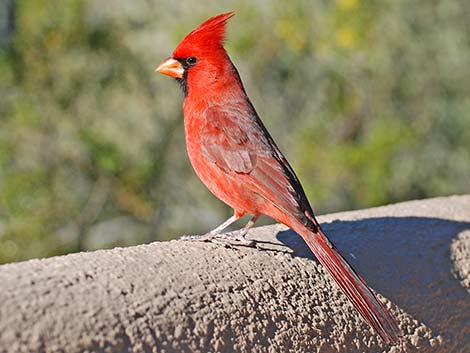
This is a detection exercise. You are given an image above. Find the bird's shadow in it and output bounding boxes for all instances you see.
[276,216,470,340]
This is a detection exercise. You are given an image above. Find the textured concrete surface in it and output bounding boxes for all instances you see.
[1,195,469,353]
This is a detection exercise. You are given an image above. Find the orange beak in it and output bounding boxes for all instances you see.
[155,58,184,79]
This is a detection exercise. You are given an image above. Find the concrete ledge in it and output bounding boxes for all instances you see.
[1,195,469,353]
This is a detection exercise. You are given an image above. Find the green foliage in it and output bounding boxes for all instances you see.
[0,0,469,263]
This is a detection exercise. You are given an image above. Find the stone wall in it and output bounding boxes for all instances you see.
[1,195,469,353]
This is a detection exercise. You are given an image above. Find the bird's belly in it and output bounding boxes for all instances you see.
[186,141,262,216]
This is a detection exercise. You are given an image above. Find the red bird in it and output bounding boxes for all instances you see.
[156,12,401,344]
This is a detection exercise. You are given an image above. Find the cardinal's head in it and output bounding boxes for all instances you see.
[155,12,239,97]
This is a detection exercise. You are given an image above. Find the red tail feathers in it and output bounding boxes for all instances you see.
[298,226,401,344]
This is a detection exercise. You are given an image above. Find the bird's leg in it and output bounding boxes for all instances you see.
[223,215,259,246]
[180,214,258,247]
[180,214,240,242]
[207,214,241,237]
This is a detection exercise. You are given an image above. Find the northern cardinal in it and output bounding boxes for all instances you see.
[156,12,401,344]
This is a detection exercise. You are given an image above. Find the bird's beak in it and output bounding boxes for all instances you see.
[155,58,184,79]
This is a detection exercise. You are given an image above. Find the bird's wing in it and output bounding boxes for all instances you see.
[200,108,257,174]
[201,106,312,222]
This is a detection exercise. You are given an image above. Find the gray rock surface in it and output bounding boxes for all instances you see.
[1,195,469,353]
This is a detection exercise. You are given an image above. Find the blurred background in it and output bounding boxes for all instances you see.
[0,0,469,264]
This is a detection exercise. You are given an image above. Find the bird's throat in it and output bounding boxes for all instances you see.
[175,70,189,97]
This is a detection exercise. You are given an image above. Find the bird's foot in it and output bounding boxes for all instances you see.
[180,231,256,248]
[222,231,256,247]
[179,234,216,242]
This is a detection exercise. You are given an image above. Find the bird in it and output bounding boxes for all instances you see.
[155,12,401,344]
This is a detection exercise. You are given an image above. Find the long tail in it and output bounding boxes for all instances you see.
[295,222,401,344]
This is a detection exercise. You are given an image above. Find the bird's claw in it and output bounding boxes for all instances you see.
[223,232,257,247]
[179,234,214,242]
[179,232,257,248]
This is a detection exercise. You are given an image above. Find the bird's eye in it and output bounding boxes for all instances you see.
[186,56,197,66]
